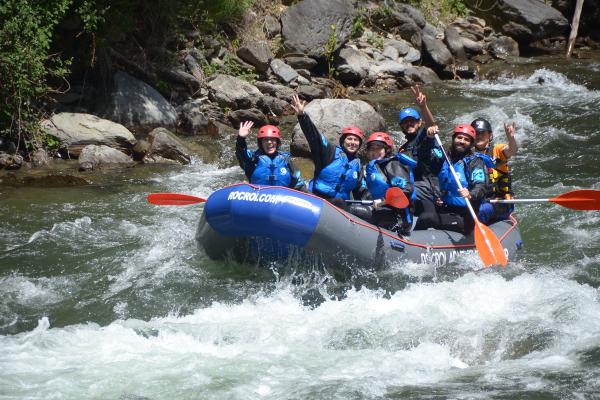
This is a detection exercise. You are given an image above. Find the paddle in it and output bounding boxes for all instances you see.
[434,134,507,268]
[147,193,207,205]
[490,189,600,211]
[345,187,409,209]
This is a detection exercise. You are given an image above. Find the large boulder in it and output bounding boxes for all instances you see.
[78,145,134,171]
[236,41,273,73]
[335,46,372,85]
[467,0,568,45]
[281,0,355,59]
[291,99,385,157]
[102,71,177,133]
[41,113,136,158]
[207,74,262,110]
[143,128,194,164]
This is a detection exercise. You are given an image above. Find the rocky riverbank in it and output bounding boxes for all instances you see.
[1,0,597,185]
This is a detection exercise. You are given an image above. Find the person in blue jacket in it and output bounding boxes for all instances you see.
[235,121,306,190]
[363,131,416,235]
[291,94,363,201]
[398,86,444,205]
[434,124,490,234]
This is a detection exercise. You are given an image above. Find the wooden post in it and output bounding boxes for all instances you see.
[566,0,585,58]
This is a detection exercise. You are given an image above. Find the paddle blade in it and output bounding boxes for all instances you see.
[385,187,409,209]
[474,221,508,268]
[147,193,207,206]
[551,189,600,210]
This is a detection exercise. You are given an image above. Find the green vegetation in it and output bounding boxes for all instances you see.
[203,54,259,83]
[0,0,253,156]
[325,24,338,78]
[405,0,469,24]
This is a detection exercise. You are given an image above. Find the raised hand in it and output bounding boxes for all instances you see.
[411,85,427,106]
[290,94,306,116]
[426,124,439,138]
[238,121,254,138]
[503,122,516,139]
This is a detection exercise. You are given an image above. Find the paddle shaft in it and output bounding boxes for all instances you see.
[434,134,504,266]
[433,135,478,221]
[490,198,551,204]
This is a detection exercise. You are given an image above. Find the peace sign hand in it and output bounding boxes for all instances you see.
[411,85,427,106]
[238,121,254,138]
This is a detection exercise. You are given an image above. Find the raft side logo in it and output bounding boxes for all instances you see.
[420,247,509,267]
[227,190,319,210]
[227,191,287,204]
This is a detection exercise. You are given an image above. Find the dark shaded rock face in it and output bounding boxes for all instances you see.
[281,0,355,59]
[467,0,568,45]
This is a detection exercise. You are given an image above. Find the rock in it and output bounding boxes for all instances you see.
[383,38,412,57]
[236,41,273,73]
[281,0,355,59]
[488,35,520,58]
[78,145,134,170]
[144,128,194,164]
[40,113,136,158]
[481,0,568,45]
[177,99,226,136]
[270,59,299,84]
[254,81,296,100]
[335,46,372,85]
[296,84,327,100]
[102,71,177,132]
[0,152,23,170]
[403,66,440,85]
[132,140,151,161]
[382,45,400,60]
[373,10,422,49]
[462,37,484,55]
[257,96,289,116]
[207,74,262,110]
[31,149,50,167]
[283,56,318,70]
[264,15,280,38]
[227,108,268,127]
[403,47,421,64]
[444,27,467,60]
[422,33,454,69]
[291,99,385,156]
[367,60,408,80]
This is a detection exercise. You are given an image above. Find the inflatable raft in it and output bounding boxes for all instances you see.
[196,183,522,268]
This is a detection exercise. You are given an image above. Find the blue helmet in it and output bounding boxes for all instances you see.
[399,107,421,122]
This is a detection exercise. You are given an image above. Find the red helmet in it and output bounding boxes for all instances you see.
[257,125,281,141]
[339,126,365,146]
[452,124,476,142]
[367,132,394,150]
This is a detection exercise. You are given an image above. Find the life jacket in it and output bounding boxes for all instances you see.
[399,127,443,179]
[366,153,417,200]
[249,151,293,187]
[439,153,489,207]
[479,149,513,199]
[311,146,361,200]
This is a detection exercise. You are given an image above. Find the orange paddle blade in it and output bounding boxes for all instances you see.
[550,189,600,210]
[147,193,207,206]
[385,187,409,209]
[474,221,508,268]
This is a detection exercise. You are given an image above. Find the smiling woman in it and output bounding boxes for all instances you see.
[235,121,307,191]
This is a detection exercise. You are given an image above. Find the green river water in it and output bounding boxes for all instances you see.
[1,53,599,399]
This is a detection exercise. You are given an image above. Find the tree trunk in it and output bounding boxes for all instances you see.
[566,0,585,58]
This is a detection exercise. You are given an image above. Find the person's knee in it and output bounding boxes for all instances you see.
[478,202,494,224]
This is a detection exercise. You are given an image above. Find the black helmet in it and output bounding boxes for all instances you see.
[471,118,492,134]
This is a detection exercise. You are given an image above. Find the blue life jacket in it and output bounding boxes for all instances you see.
[366,153,417,200]
[439,153,489,207]
[312,146,361,200]
[250,151,293,187]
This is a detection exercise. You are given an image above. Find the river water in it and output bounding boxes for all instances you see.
[1,55,599,399]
